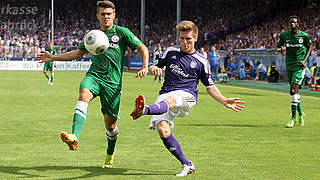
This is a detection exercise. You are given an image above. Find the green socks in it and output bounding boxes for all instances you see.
[72,101,88,139]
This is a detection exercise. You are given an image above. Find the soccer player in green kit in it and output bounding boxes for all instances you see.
[43,41,56,85]
[37,0,149,168]
[277,15,312,128]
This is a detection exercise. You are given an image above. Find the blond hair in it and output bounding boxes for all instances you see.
[176,20,198,38]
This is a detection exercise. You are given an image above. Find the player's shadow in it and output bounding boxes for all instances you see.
[0,165,171,179]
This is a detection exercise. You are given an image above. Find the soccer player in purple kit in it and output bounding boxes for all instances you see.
[130,20,245,177]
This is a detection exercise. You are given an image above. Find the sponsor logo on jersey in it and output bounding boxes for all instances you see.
[109,43,119,48]
[170,64,189,77]
[286,43,302,48]
[171,55,176,59]
[190,61,197,68]
[298,37,303,43]
[169,147,176,151]
[111,35,119,42]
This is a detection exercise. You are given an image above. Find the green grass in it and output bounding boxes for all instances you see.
[0,71,319,179]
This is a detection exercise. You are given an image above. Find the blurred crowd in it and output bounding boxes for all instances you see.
[0,0,320,59]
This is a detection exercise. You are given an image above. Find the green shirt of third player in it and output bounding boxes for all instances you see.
[44,48,57,70]
[277,30,312,71]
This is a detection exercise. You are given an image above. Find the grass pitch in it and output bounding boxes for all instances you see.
[0,71,319,179]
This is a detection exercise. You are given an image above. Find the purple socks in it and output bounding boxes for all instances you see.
[143,101,168,115]
[161,134,191,166]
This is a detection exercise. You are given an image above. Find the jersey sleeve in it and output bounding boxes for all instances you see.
[121,28,142,50]
[78,42,88,52]
[277,32,285,48]
[200,60,215,87]
[52,49,57,55]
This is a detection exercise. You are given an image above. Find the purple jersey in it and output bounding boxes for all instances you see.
[154,46,214,100]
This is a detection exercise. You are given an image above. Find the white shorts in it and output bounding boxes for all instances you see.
[149,90,197,130]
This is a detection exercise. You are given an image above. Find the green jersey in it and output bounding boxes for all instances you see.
[45,48,57,66]
[277,30,312,71]
[79,25,142,88]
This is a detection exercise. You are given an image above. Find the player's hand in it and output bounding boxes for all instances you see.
[136,68,148,78]
[37,51,53,63]
[224,97,245,112]
[276,47,286,56]
[150,66,163,76]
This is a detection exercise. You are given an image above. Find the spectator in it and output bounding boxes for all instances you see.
[267,61,280,83]
[224,59,237,79]
[310,61,318,85]
[239,60,246,80]
[255,61,267,80]
[310,61,318,76]
[198,47,207,59]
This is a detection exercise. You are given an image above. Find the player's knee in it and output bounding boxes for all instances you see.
[106,124,116,131]
[104,114,117,131]
[157,121,171,138]
[164,96,176,109]
[79,88,93,103]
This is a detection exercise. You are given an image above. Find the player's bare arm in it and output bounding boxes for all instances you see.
[149,65,163,76]
[37,49,86,63]
[136,43,149,78]
[206,85,245,112]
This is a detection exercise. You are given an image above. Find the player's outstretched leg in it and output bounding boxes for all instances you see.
[130,94,146,120]
[130,94,169,120]
[60,132,78,150]
[176,161,195,177]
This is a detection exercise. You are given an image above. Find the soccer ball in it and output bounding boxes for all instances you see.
[84,30,109,55]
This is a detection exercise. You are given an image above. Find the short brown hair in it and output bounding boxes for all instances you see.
[97,0,115,13]
[289,15,299,22]
[176,20,198,38]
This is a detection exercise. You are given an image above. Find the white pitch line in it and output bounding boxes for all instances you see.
[217,84,320,100]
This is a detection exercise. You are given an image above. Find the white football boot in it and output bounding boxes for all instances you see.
[175,161,195,177]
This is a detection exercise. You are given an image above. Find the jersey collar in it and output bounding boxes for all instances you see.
[100,25,116,33]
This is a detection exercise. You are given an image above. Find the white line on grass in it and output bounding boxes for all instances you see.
[217,84,320,100]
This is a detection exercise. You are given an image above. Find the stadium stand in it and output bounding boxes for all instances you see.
[1,0,319,72]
